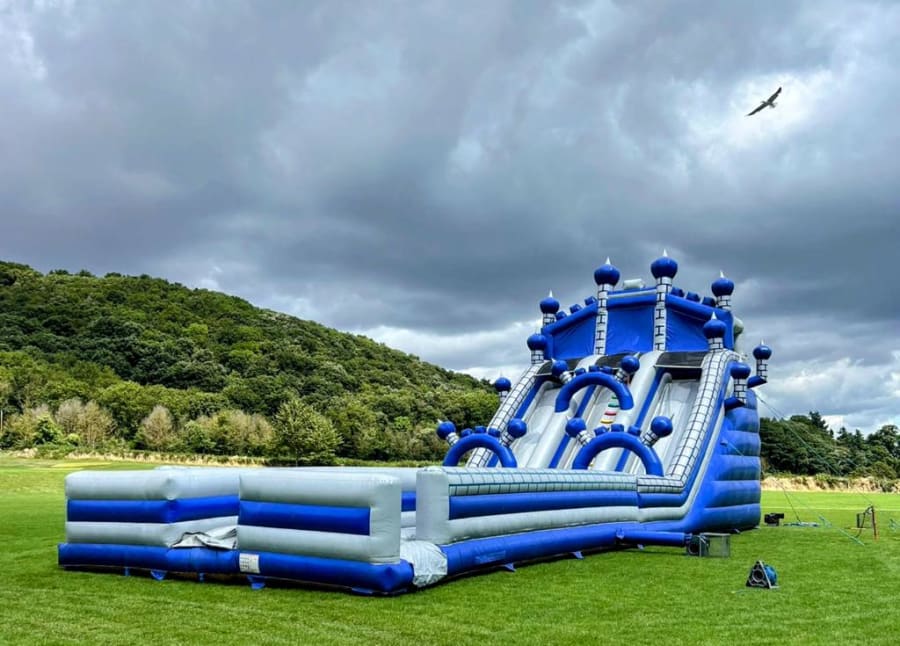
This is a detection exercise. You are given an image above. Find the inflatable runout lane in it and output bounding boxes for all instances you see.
[58,252,771,593]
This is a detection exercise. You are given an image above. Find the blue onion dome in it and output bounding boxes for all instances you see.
[650,416,674,439]
[460,428,473,438]
[753,343,773,360]
[539,293,560,314]
[711,272,735,297]
[610,423,625,433]
[703,313,727,339]
[730,362,752,380]
[650,251,678,279]
[487,427,501,438]
[526,333,548,351]
[436,421,456,440]
[474,425,487,434]
[594,258,621,287]
[507,418,528,439]
[565,418,587,438]
[551,360,569,378]
[494,377,512,393]
[620,355,640,375]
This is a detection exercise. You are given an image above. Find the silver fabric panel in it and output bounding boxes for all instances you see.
[65,516,238,547]
[65,470,244,501]
[236,525,400,564]
[445,506,640,543]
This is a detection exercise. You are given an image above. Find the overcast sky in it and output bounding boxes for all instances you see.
[2,1,898,433]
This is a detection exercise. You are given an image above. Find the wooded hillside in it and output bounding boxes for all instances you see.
[0,261,496,462]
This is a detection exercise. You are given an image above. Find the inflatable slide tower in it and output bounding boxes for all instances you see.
[58,252,772,593]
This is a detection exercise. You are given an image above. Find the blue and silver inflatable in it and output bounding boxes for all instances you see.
[58,253,771,594]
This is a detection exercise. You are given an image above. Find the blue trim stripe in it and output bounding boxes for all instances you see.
[401,492,416,512]
[66,496,238,524]
[449,490,639,519]
[639,492,687,508]
[57,544,414,594]
[248,551,414,594]
[705,480,761,508]
[58,543,239,574]
[238,501,370,536]
[441,521,685,576]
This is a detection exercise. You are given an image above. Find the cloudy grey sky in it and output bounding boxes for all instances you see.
[2,0,898,432]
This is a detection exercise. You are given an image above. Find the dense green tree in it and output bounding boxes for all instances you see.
[272,397,340,465]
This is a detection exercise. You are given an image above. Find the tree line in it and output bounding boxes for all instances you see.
[760,412,900,480]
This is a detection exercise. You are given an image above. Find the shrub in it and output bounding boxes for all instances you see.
[135,405,177,451]
[1,405,58,448]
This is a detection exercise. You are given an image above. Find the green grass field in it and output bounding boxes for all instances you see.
[1,457,898,646]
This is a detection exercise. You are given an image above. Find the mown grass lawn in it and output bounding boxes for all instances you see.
[1,456,898,645]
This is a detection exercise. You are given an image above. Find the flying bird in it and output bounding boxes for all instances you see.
[746,87,782,116]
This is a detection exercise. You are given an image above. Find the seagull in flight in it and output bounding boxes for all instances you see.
[746,87,782,116]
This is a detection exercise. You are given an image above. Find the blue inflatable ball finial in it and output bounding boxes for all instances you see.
[460,428,473,438]
[507,418,528,439]
[650,416,674,439]
[593,257,621,287]
[551,360,569,378]
[527,333,548,352]
[436,421,456,440]
[731,362,752,380]
[703,312,727,339]
[539,291,560,314]
[753,342,773,360]
[610,423,625,433]
[711,271,735,297]
[565,418,587,438]
[494,377,512,393]
[650,249,678,279]
[620,355,640,375]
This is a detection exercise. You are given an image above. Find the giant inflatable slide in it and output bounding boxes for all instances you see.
[58,253,773,594]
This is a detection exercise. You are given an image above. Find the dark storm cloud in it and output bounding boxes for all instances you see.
[1,1,898,430]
